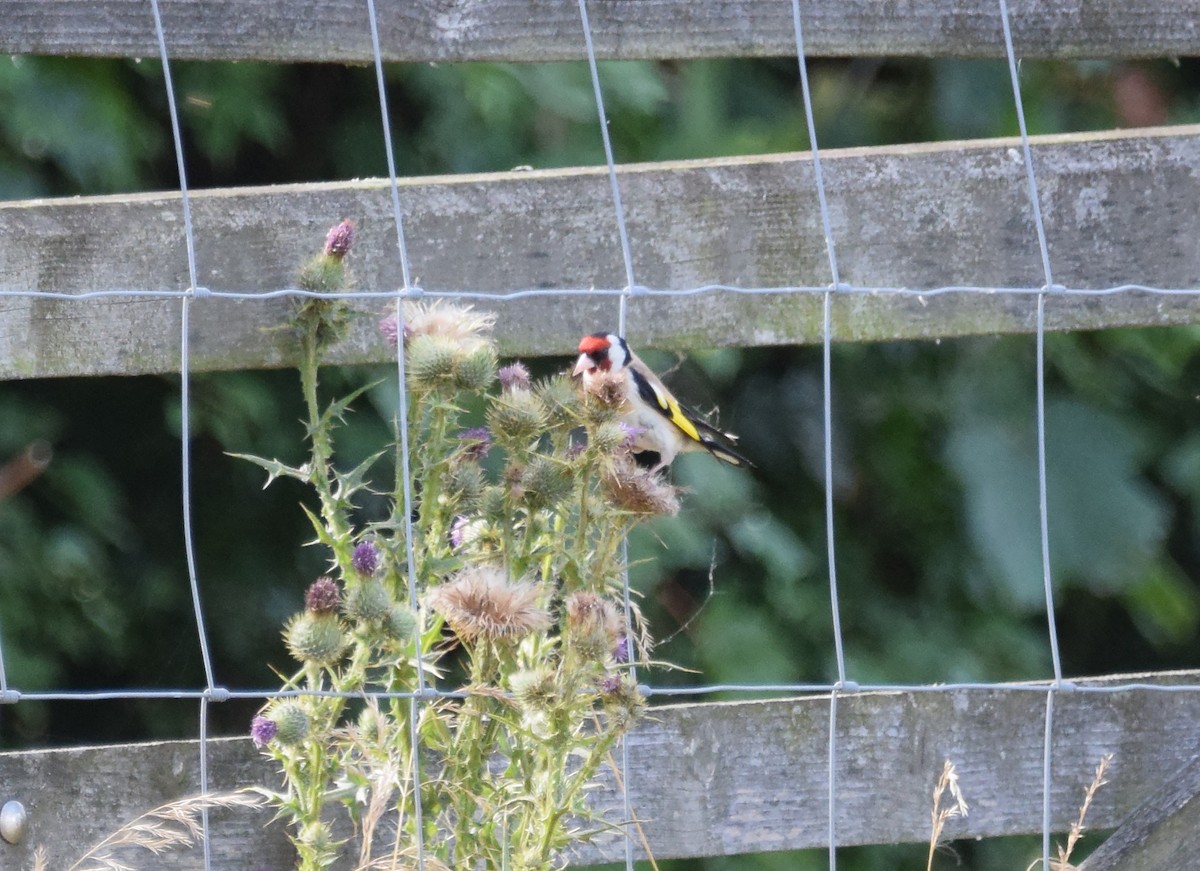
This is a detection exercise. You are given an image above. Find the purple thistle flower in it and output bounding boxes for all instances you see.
[617,422,647,451]
[305,576,341,614]
[450,515,469,551]
[612,634,631,663]
[352,540,380,576]
[497,362,532,392]
[457,427,492,460]
[598,674,621,694]
[324,219,355,259]
[251,715,277,748]
[379,314,399,346]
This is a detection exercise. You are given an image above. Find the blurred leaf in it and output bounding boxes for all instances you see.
[947,397,1167,608]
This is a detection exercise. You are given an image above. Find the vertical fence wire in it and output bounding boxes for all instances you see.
[789,1,850,866]
[148,1,218,868]
[997,1,1064,868]
[577,1,641,865]
[364,1,427,867]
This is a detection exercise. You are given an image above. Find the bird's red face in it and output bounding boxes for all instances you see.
[573,332,622,377]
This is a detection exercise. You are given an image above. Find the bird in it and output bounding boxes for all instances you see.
[572,332,753,472]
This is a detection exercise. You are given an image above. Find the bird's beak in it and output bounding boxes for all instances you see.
[572,354,592,378]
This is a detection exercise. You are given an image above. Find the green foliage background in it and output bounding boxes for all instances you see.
[2,50,1200,869]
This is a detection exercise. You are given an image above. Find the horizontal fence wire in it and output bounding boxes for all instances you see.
[2,283,1199,302]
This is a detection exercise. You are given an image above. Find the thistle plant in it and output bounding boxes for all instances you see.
[240,222,674,870]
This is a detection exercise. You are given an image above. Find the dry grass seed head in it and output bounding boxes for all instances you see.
[429,566,551,643]
[63,792,262,871]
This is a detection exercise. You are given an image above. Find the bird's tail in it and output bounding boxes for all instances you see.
[699,433,755,468]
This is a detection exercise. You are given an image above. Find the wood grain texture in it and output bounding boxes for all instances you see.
[2,125,1199,380]
[1,671,1199,866]
[3,0,1200,62]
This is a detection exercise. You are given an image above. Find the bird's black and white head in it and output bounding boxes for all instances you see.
[573,332,629,378]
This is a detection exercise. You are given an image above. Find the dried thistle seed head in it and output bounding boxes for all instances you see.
[284,611,348,666]
[518,455,573,511]
[537,373,582,429]
[428,566,551,643]
[582,368,628,409]
[403,300,495,344]
[497,362,532,392]
[270,701,310,745]
[304,576,341,614]
[601,673,645,728]
[406,333,462,389]
[352,540,380,576]
[344,579,393,625]
[509,666,557,712]
[455,344,498,392]
[602,456,681,516]
[564,592,624,661]
[487,388,549,444]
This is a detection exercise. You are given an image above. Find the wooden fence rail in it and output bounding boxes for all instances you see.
[4,0,1200,62]
[2,671,1199,868]
[3,124,1199,380]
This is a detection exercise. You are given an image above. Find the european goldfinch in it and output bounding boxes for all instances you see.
[573,332,753,472]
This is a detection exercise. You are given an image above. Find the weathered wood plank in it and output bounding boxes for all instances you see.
[2,125,1199,381]
[2,672,1199,867]
[1079,757,1200,871]
[3,0,1198,62]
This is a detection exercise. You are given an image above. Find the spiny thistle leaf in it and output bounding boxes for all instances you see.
[226,452,310,486]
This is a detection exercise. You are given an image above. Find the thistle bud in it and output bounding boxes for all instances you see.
[444,461,486,509]
[271,702,310,745]
[589,421,630,454]
[487,389,548,445]
[384,604,418,642]
[344,579,393,625]
[518,455,573,511]
[537,374,581,429]
[406,334,461,389]
[284,612,347,666]
[454,344,498,392]
[479,485,508,522]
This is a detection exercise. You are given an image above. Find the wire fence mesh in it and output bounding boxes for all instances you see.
[2,1,1199,869]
